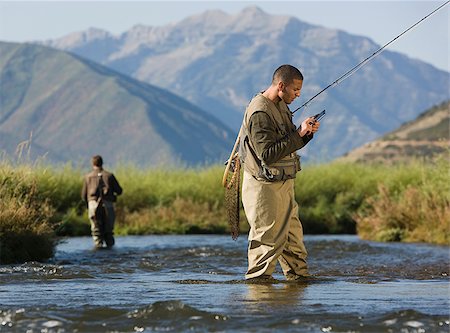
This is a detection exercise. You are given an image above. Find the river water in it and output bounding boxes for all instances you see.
[1,235,449,332]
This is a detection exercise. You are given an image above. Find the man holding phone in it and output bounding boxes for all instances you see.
[239,64,320,282]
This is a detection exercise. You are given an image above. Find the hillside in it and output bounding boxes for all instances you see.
[41,6,450,159]
[0,42,234,166]
[341,101,450,163]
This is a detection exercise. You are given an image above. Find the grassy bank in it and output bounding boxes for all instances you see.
[354,159,449,245]
[1,159,448,263]
[298,158,449,244]
[113,166,233,235]
[0,164,58,264]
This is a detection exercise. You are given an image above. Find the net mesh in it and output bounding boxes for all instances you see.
[224,154,241,240]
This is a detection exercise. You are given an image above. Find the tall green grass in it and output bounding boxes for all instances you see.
[354,158,450,245]
[1,158,448,264]
[113,166,233,235]
[0,163,58,264]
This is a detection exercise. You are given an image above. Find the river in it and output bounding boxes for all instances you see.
[1,235,449,332]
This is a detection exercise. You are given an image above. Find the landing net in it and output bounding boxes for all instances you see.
[224,154,241,240]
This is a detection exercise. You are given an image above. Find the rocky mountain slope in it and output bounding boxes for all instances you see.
[41,6,450,159]
[341,101,449,163]
[0,42,234,166]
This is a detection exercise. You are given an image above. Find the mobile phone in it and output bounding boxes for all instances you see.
[309,110,326,125]
[313,110,326,121]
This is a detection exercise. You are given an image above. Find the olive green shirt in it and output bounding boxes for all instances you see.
[247,111,313,166]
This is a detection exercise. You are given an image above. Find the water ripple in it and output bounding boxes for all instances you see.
[1,235,449,332]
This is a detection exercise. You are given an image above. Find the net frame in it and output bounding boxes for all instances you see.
[224,153,241,240]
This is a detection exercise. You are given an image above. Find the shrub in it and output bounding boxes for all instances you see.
[0,165,58,263]
[355,158,450,245]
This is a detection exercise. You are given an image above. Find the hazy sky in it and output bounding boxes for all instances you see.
[0,0,448,72]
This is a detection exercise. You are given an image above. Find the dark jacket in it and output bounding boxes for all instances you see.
[241,93,313,181]
[81,169,122,203]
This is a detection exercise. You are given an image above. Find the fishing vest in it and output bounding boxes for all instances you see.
[239,93,301,182]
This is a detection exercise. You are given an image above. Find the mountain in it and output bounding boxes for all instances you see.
[341,101,450,163]
[41,6,450,160]
[0,42,234,167]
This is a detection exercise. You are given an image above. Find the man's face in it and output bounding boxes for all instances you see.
[279,79,303,104]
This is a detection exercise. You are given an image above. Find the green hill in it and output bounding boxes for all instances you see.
[0,42,234,166]
[341,101,449,163]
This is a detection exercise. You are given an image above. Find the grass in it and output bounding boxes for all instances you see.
[0,163,58,264]
[295,162,382,234]
[355,158,450,245]
[1,158,448,263]
[297,157,450,245]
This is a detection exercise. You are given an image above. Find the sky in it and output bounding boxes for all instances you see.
[0,0,448,72]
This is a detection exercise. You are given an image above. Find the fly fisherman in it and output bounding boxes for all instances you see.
[240,64,320,282]
[81,155,123,249]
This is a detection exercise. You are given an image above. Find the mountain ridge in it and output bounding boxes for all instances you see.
[341,100,450,163]
[40,6,449,159]
[0,41,234,167]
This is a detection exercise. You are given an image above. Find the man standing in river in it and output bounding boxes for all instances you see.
[240,64,320,281]
[81,155,123,249]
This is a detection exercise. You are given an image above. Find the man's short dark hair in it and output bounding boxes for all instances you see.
[92,155,103,167]
[272,64,304,85]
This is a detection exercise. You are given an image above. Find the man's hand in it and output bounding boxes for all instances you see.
[298,117,320,137]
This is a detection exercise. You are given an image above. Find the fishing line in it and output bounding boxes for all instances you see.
[292,0,449,115]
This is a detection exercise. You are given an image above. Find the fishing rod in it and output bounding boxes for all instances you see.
[291,0,449,115]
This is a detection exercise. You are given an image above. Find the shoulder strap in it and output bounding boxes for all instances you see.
[241,94,273,167]
[245,94,291,136]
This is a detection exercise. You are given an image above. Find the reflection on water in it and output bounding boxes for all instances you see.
[0,235,449,332]
[245,283,307,312]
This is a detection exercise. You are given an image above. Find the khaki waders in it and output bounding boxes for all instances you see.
[88,200,116,248]
[242,171,308,280]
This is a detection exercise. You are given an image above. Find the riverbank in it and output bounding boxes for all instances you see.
[1,159,448,263]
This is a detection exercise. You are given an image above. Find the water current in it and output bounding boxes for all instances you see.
[1,235,449,332]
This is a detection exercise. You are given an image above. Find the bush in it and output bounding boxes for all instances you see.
[355,158,450,245]
[0,164,58,264]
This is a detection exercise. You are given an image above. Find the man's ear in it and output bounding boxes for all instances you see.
[277,81,285,92]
